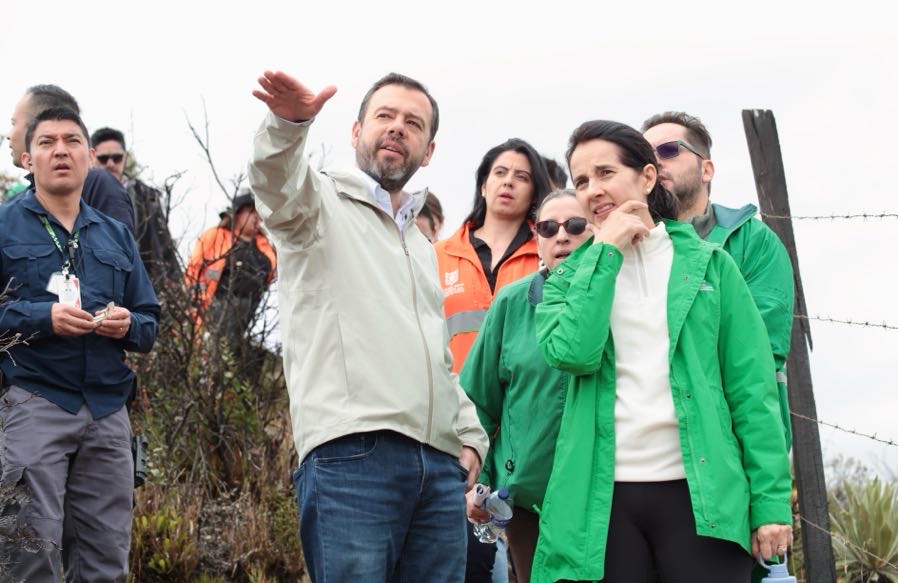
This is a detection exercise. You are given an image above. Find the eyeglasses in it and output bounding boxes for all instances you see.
[96,153,124,164]
[654,140,705,160]
[535,217,588,238]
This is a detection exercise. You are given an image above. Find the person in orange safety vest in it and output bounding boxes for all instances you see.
[434,138,552,374]
[185,190,276,342]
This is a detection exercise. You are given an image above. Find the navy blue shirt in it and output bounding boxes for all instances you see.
[0,191,159,418]
[9,168,136,233]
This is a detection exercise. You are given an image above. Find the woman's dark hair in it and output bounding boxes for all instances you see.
[463,138,552,229]
[565,120,678,222]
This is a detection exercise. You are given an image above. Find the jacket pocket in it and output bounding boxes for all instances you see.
[1,244,57,296]
[688,280,721,342]
[88,247,134,305]
[710,382,742,454]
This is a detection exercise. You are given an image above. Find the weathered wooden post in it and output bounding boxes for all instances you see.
[742,109,836,582]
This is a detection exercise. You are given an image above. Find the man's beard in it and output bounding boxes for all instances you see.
[356,137,421,193]
[668,165,704,212]
[672,182,701,211]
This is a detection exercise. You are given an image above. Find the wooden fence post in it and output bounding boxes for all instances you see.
[742,109,836,582]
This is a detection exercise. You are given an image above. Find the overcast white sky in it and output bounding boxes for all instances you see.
[2,0,896,475]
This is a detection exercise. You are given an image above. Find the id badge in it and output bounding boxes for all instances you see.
[59,276,82,308]
[46,271,65,295]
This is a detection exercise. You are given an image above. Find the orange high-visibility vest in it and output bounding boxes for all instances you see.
[184,226,277,313]
[434,222,538,372]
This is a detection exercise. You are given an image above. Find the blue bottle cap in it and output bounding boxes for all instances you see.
[758,552,797,583]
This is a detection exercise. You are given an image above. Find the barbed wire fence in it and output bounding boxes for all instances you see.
[742,108,898,581]
[792,411,898,449]
[799,515,898,575]
[761,251,898,582]
[762,212,898,221]
[776,210,898,580]
[782,301,898,582]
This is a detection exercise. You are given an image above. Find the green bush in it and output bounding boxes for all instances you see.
[830,476,898,582]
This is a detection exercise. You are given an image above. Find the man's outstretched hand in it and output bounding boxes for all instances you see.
[252,70,337,123]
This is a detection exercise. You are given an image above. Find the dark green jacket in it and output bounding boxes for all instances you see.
[460,271,567,512]
[694,203,795,447]
[531,221,792,583]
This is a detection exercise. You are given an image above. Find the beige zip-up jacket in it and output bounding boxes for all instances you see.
[249,112,488,464]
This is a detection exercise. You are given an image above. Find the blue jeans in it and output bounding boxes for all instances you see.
[293,430,468,582]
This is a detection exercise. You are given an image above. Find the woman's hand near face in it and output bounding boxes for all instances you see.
[591,200,651,251]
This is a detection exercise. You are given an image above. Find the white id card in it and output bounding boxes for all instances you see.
[58,276,82,308]
[46,271,65,295]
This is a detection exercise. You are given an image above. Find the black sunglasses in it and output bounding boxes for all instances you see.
[654,140,705,160]
[535,217,588,238]
[97,153,124,164]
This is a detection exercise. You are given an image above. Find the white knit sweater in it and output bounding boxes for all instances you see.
[610,222,685,481]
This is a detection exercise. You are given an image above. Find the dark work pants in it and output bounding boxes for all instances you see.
[0,385,133,582]
[602,480,753,583]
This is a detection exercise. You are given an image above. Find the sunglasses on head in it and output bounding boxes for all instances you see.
[654,140,705,160]
[535,217,588,238]
[96,153,124,164]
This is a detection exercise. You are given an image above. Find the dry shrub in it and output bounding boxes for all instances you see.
[127,258,305,580]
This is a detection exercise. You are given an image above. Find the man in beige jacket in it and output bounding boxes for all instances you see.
[249,70,489,582]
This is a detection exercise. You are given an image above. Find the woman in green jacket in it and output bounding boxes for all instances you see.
[531,120,793,583]
[461,189,594,583]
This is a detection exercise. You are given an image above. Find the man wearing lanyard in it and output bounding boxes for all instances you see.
[0,107,159,581]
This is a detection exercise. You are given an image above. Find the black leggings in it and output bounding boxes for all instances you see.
[601,480,753,583]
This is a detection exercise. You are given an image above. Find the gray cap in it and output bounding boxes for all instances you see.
[220,190,254,218]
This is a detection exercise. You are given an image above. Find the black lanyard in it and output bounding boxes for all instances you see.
[39,215,80,278]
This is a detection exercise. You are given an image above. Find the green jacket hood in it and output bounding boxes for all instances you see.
[693,202,757,244]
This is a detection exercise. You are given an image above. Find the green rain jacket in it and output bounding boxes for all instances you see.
[460,271,567,512]
[693,203,795,448]
[530,221,792,583]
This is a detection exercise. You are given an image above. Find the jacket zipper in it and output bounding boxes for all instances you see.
[351,194,437,442]
[400,237,435,441]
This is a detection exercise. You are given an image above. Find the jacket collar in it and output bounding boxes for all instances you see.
[441,221,538,262]
[664,219,716,358]
[21,188,103,231]
[528,269,548,306]
[325,166,427,219]
[694,202,757,244]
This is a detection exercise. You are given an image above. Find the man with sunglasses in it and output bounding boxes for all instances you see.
[642,111,795,449]
[90,127,181,285]
[4,85,135,233]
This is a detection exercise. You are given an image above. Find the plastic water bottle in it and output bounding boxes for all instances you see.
[758,552,797,583]
[474,487,514,543]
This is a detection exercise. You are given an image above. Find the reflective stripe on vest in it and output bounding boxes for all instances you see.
[447,309,488,337]
[776,370,788,385]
